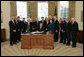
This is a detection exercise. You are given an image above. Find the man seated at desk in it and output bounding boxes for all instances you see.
[38,22,45,32]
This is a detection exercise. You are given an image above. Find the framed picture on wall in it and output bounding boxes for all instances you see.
[81,11,83,22]
[1,11,3,23]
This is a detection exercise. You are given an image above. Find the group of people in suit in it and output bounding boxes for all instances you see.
[9,15,78,47]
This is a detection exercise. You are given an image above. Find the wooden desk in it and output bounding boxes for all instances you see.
[21,33,54,49]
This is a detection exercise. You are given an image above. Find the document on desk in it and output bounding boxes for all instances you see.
[31,31,44,34]
[21,31,45,35]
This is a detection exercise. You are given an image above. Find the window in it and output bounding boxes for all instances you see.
[16,1,27,21]
[59,1,69,19]
[38,2,48,21]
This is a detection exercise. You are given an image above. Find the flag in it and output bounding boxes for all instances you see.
[54,6,57,16]
[29,6,31,18]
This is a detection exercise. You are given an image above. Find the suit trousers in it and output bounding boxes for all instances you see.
[72,31,77,47]
[60,31,63,43]
[62,32,66,44]
[10,32,16,45]
[54,32,59,42]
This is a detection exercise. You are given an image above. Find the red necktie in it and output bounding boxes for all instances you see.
[16,20,18,25]
[37,21,38,25]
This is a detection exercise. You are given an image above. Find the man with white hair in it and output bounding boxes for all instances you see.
[9,16,17,46]
[26,18,31,33]
[71,17,78,47]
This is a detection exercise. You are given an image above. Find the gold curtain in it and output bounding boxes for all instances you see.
[27,2,37,21]
[68,1,75,19]
[10,1,17,18]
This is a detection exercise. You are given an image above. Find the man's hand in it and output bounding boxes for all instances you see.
[32,28,35,30]
[41,31,44,33]
[22,29,23,31]
[56,30,58,32]
[62,30,65,32]
[18,29,20,31]
[13,30,16,32]
[62,30,64,32]
[46,28,47,30]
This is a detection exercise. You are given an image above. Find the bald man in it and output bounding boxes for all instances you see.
[71,18,78,47]
[9,17,17,46]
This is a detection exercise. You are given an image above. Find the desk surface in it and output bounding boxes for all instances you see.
[21,31,53,35]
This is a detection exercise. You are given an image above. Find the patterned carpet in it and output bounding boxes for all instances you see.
[1,41,83,56]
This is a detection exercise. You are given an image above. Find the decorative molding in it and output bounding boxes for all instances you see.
[1,11,3,23]
[81,11,83,22]
[69,1,75,19]
[10,1,17,18]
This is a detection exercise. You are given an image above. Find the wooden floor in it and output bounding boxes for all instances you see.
[1,41,83,56]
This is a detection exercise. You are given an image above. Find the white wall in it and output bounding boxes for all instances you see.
[75,1,83,30]
[1,1,11,39]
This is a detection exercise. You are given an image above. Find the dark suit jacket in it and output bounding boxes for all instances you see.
[21,21,27,32]
[40,20,46,28]
[33,21,40,31]
[54,20,59,32]
[71,21,78,32]
[30,22,34,32]
[17,20,22,31]
[44,21,50,31]
[61,20,66,32]
[38,27,44,32]
[9,20,16,33]
[66,21,72,33]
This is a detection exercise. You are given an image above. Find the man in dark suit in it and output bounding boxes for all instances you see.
[16,16,22,42]
[54,16,59,42]
[21,18,27,33]
[9,17,17,46]
[41,17,46,29]
[61,17,66,44]
[44,17,50,32]
[71,18,78,47]
[30,19,35,32]
[41,17,44,23]
[34,17,40,31]
[38,22,45,32]
[14,16,19,43]
[66,17,72,46]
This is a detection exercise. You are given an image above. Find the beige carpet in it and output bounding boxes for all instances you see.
[1,41,83,56]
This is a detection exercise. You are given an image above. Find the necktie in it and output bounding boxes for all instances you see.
[28,22,30,25]
[12,20,15,25]
[16,20,18,25]
[37,21,38,24]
